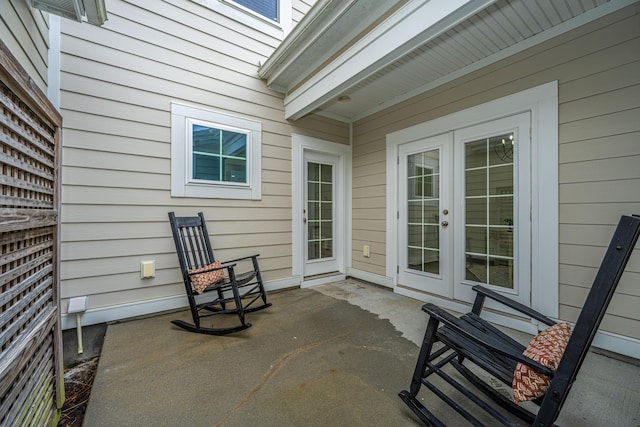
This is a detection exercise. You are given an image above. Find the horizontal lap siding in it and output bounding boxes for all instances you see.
[352,4,640,339]
[59,0,344,319]
[0,0,49,92]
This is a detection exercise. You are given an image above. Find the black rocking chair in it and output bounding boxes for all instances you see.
[400,214,640,426]
[168,212,271,335]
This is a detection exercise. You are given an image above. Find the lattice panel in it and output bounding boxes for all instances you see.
[0,43,62,426]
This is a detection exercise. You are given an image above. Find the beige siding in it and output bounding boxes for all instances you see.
[0,0,49,91]
[352,4,640,339]
[292,0,316,25]
[59,0,347,317]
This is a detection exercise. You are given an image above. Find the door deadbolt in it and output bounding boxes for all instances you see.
[443,209,449,215]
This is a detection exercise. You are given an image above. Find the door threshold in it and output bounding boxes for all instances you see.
[301,272,346,288]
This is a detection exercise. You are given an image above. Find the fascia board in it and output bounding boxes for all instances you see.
[258,0,343,80]
[284,0,498,120]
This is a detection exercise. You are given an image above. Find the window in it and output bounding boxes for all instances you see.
[190,0,291,38]
[171,103,261,200]
[232,0,278,21]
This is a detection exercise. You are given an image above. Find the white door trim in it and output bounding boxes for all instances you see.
[292,134,352,287]
[386,81,558,321]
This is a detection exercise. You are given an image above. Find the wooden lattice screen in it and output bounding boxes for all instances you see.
[0,40,64,425]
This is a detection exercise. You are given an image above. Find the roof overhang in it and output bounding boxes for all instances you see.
[28,0,108,26]
[259,0,637,122]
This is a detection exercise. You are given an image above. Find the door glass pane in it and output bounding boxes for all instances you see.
[307,162,333,261]
[407,149,440,275]
[464,133,515,289]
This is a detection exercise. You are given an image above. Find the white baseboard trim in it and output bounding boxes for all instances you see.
[394,285,640,360]
[346,268,394,289]
[61,276,301,330]
[592,330,640,360]
[301,273,346,288]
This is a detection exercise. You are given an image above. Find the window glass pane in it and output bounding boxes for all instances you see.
[320,183,332,202]
[466,198,487,225]
[423,225,439,249]
[408,224,422,247]
[320,202,332,221]
[465,139,487,169]
[321,239,333,258]
[222,158,246,183]
[308,201,319,221]
[320,222,332,239]
[464,135,514,289]
[308,241,319,259]
[192,125,219,154]
[423,250,440,274]
[233,0,278,21]
[466,254,487,283]
[465,169,486,197]
[193,154,220,181]
[308,162,319,181]
[192,123,247,183]
[320,164,332,182]
[489,133,514,166]
[489,165,513,195]
[222,131,247,157]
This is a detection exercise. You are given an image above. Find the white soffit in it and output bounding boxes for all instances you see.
[28,0,108,25]
[262,0,636,122]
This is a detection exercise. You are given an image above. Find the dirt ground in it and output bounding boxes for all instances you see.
[58,357,99,427]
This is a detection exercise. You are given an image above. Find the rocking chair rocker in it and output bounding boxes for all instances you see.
[168,212,271,335]
[400,214,640,426]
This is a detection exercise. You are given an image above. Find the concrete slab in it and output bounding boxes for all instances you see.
[84,279,640,426]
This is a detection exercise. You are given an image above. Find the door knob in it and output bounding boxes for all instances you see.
[303,218,307,223]
[441,221,449,227]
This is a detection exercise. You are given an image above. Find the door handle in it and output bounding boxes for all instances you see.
[441,221,449,227]
[303,218,307,223]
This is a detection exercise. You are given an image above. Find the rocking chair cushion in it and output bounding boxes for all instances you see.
[189,261,224,294]
[513,322,572,402]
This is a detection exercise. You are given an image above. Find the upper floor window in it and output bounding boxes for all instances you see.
[232,0,278,22]
[191,0,291,38]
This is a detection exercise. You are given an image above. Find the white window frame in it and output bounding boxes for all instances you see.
[171,102,262,200]
[190,0,292,38]
[187,118,251,187]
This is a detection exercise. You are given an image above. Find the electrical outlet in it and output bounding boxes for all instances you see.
[363,245,371,258]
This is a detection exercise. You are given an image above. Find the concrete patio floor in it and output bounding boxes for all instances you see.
[83,278,640,426]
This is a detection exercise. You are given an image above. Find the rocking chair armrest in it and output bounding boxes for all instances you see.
[472,285,556,326]
[422,303,555,377]
[220,254,260,264]
[187,263,236,276]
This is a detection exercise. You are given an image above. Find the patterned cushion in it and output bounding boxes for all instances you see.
[512,322,571,402]
[188,261,224,294]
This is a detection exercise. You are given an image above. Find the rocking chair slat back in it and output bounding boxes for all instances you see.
[536,214,640,425]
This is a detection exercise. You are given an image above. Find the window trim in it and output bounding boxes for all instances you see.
[190,0,292,38]
[171,102,262,200]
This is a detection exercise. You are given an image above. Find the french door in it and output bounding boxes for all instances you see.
[398,113,531,308]
[398,134,452,297]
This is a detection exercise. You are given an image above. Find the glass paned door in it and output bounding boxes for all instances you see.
[307,162,333,261]
[398,134,451,297]
[464,133,514,288]
[453,112,531,308]
[407,150,441,275]
[303,151,339,277]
